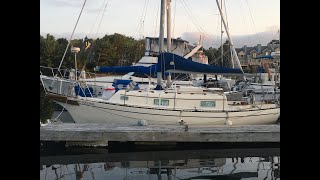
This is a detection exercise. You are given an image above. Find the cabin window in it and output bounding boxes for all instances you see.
[200,101,216,107]
[120,96,129,101]
[154,99,169,106]
[266,52,269,55]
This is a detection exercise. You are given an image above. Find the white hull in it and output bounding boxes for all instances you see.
[57,97,279,125]
[253,92,280,101]
[41,75,75,96]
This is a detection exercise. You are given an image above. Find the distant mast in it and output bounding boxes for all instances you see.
[278,29,280,45]
[220,0,223,66]
[167,0,172,52]
[215,0,244,73]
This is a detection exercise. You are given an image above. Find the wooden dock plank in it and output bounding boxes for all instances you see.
[40,124,280,143]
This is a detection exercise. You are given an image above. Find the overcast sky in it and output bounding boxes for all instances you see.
[40,0,280,48]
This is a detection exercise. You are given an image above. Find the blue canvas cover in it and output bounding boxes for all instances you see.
[97,53,243,76]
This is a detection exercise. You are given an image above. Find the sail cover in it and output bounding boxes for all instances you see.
[158,53,242,75]
[98,65,158,74]
[97,52,243,75]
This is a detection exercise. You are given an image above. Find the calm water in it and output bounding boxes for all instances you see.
[40,148,280,180]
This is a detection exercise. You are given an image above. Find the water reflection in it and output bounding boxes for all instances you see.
[40,148,280,180]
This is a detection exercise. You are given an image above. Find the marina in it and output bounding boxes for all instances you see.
[40,0,280,126]
[40,0,280,178]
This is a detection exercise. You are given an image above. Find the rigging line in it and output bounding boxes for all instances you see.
[181,0,205,33]
[179,2,222,55]
[215,2,238,63]
[85,0,110,64]
[224,0,229,28]
[50,0,87,89]
[180,0,215,46]
[179,0,202,32]
[154,0,160,38]
[224,0,233,64]
[88,0,106,38]
[91,0,109,60]
[216,14,220,44]
[87,0,109,65]
[94,0,110,40]
[133,0,150,39]
[180,0,208,37]
[239,0,252,46]
[171,0,177,48]
[271,29,280,40]
[173,53,176,86]
[57,0,87,73]
[245,0,262,44]
[141,0,150,38]
[40,71,48,94]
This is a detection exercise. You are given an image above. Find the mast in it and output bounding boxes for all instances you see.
[167,0,172,52]
[159,0,166,52]
[156,0,167,89]
[215,0,244,73]
[220,0,223,66]
[166,0,172,88]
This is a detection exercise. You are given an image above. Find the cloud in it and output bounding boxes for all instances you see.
[41,27,280,49]
[181,29,280,49]
[45,0,106,14]
[265,25,280,32]
[40,32,106,39]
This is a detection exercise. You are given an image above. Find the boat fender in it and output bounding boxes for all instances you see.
[137,120,147,126]
[249,94,255,104]
[226,120,232,125]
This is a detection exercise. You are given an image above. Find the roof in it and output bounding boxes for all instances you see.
[236,45,274,55]
[187,44,195,50]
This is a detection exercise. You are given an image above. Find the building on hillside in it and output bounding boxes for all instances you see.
[144,37,208,64]
[235,41,280,72]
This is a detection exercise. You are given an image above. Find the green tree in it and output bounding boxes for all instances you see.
[40,33,147,122]
[213,40,233,67]
[203,47,218,65]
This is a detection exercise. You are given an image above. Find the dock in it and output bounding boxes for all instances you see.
[40,123,280,145]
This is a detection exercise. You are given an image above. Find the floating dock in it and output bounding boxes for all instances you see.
[40,123,280,145]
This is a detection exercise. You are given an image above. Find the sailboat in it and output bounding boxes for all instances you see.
[47,51,279,125]
[40,37,209,97]
[42,0,280,125]
[233,49,280,102]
